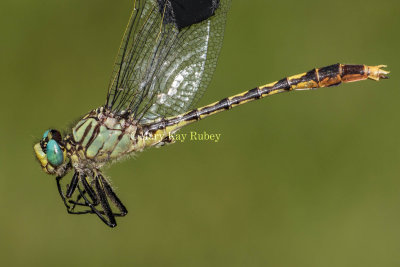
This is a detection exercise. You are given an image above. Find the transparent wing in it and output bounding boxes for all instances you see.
[105,0,231,122]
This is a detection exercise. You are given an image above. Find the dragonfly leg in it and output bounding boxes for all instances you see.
[68,174,105,216]
[65,171,79,198]
[56,174,73,211]
[67,172,118,227]
[73,184,115,224]
[68,187,88,209]
[54,162,73,206]
[70,184,128,217]
[84,174,117,227]
[57,170,126,226]
[56,171,98,215]
[56,174,93,215]
[98,173,128,216]
[69,175,99,205]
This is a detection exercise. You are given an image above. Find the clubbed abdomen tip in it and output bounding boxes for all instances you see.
[367,65,390,81]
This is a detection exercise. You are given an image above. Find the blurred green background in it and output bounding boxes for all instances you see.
[1,0,399,266]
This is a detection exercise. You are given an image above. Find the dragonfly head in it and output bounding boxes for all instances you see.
[34,129,68,175]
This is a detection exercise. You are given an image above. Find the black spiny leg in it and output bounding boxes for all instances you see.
[68,187,87,210]
[82,176,99,204]
[91,174,117,227]
[70,172,118,227]
[56,172,92,215]
[66,171,79,198]
[56,172,75,210]
[74,184,115,227]
[68,175,99,208]
[55,162,73,210]
[99,174,128,216]
[57,171,126,227]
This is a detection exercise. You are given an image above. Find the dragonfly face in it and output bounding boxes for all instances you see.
[34,129,68,175]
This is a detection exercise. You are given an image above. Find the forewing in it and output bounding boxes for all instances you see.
[105,0,231,122]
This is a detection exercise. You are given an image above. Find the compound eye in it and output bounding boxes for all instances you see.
[46,139,64,166]
[42,129,62,142]
[42,130,50,139]
[50,130,62,143]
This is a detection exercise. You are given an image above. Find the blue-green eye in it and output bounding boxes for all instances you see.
[46,139,64,166]
[43,130,50,139]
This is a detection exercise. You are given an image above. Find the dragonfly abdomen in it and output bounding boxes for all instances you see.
[144,64,388,136]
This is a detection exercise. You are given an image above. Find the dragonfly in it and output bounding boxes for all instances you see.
[34,0,389,228]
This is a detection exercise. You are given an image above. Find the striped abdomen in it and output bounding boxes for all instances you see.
[144,64,389,135]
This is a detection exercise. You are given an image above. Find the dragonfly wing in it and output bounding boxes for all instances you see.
[105,0,231,122]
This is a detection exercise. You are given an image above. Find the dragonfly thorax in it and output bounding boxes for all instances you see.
[69,107,170,167]
[70,108,141,163]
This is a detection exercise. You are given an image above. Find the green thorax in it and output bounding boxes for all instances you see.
[70,108,169,165]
